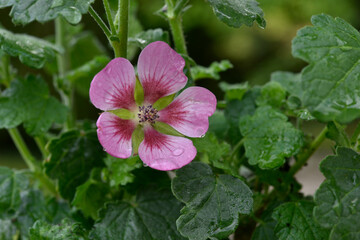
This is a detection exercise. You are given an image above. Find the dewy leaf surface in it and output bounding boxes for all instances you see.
[314,147,360,239]
[292,14,360,123]
[0,0,94,25]
[272,201,328,240]
[239,106,303,169]
[90,187,185,240]
[207,0,265,28]
[0,76,68,136]
[45,128,105,200]
[0,28,61,68]
[172,162,253,240]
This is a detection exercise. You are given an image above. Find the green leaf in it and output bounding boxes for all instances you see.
[256,81,286,108]
[0,28,61,68]
[208,110,230,141]
[72,168,109,220]
[90,187,185,240]
[172,162,253,240]
[207,0,265,28]
[292,14,360,123]
[219,81,249,101]
[45,128,105,200]
[129,28,170,49]
[191,60,233,81]
[0,167,29,214]
[239,106,303,169]
[326,121,351,147]
[0,0,94,25]
[272,201,328,240]
[251,203,277,240]
[102,155,142,187]
[0,76,68,136]
[0,219,18,240]
[271,71,302,100]
[29,219,86,240]
[314,147,360,238]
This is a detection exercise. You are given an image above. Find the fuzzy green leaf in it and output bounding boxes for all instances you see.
[256,81,286,108]
[207,0,265,28]
[273,201,328,240]
[0,0,94,25]
[0,28,61,68]
[326,122,351,147]
[292,14,360,123]
[0,76,68,136]
[172,162,253,240]
[271,71,302,100]
[219,81,248,101]
[239,106,303,169]
[129,28,170,49]
[192,60,233,81]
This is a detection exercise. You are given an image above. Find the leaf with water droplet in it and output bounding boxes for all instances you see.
[0,0,94,25]
[292,14,360,123]
[172,162,253,240]
[314,147,360,238]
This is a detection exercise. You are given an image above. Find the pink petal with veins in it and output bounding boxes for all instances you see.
[90,58,136,111]
[158,87,216,138]
[137,41,187,104]
[97,112,136,159]
[138,127,196,171]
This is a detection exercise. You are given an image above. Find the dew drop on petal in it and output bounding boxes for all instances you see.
[143,163,148,167]
[103,148,107,151]
[200,134,206,138]
[172,148,184,156]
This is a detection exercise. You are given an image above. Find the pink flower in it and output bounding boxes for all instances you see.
[89,41,216,171]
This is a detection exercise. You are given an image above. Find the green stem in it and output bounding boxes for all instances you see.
[289,126,328,176]
[103,0,116,34]
[229,138,245,161]
[88,6,111,38]
[35,137,47,159]
[114,0,129,58]
[8,128,39,172]
[167,9,188,55]
[351,121,360,146]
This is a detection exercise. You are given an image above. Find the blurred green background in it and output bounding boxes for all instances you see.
[1,0,360,168]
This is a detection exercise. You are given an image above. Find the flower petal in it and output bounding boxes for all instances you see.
[137,41,187,104]
[139,127,196,171]
[90,58,136,111]
[97,112,136,158]
[158,87,217,138]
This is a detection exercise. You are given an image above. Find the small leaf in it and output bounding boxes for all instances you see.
[191,60,233,81]
[326,121,351,147]
[172,162,253,240]
[90,187,185,240]
[272,201,328,240]
[292,14,360,123]
[219,81,249,101]
[0,76,68,136]
[0,0,95,25]
[45,128,105,200]
[129,28,170,49]
[208,110,230,141]
[271,71,302,100]
[256,81,286,108]
[0,28,61,68]
[239,106,303,169]
[207,0,266,28]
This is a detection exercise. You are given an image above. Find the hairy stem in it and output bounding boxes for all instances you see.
[114,0,129,58]
[103,0,116,34]
[35,136,48,159]
[289,126,328,176]
[88,6,111,38]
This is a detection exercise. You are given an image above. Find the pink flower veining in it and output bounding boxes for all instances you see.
[89,41,216,171]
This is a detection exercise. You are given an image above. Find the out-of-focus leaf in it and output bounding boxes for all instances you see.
[90,187,185,240]
[239,106,303,169]
[0,76,68,136]
[292,14,360,123]
[314,147,360,239]
[219,81,248,100]
[192,60,233,81]
[0,0,94,25]
[273,201,328,240]
[129,28,170,49]
[0,28,61,68]
[208,110,229,141]
[172,162,253,240]
[326,121,351,147]
[256,81,286,108]
[29,219,86,240]
[207,0,266,28]
[45,128,105,200]
[271,71,302,100]
[251,203,277,240]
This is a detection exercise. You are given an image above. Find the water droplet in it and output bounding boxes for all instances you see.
[105,67,112,74]
[200,134,206,138]
[103,148,107,151]
[172,148,184,156]
[143,163,148,167]
[60,7,82,24]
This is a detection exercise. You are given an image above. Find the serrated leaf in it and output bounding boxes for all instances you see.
[292,14,360,123]
[0,28,61,68]
[207,0,265,28]
[326,121,351,147]
[219,81,248,101]
[314,147,360,238]
[29,219,86,240]
[45,128,105,200]
[256,81,286,108]
[272,201,328,240]
[90,187,185,240]
[0,0,94,25]
[271,71,302,100]
[191,60,233,81]
[0,167,29,214]
[0,75,68,136]
[129,28,170,49]
[172,162,253,240]
[239,106,303,169]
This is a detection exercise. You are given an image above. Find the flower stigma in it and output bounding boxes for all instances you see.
[137,105,159,124]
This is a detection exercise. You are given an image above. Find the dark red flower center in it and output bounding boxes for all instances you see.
[138,105,159,124]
